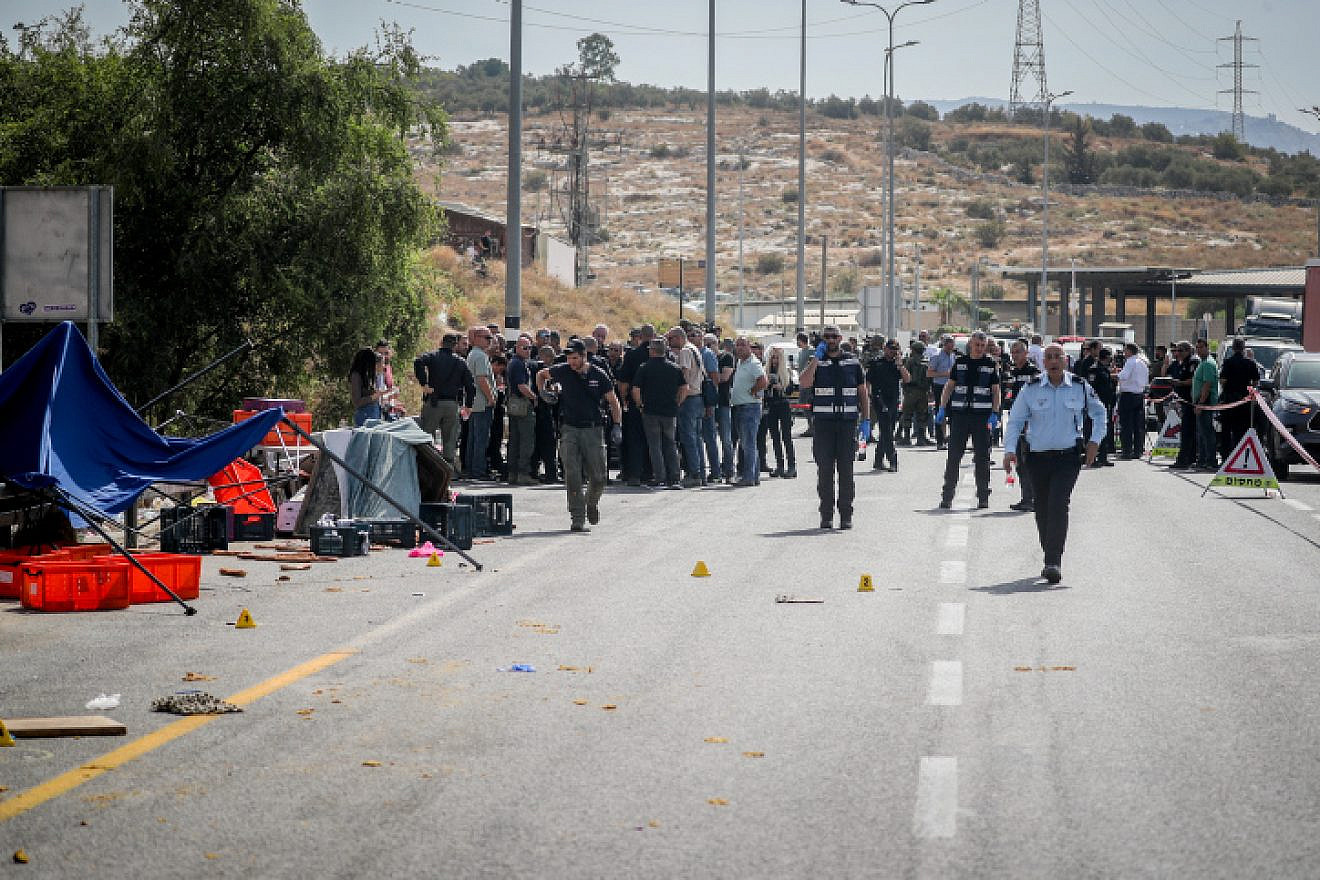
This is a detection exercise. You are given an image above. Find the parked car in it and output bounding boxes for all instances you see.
[1258,351,1320,480]
[1236,337,1303,380]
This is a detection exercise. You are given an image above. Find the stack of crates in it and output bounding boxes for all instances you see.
[20,558,132,612]
[160,505,231,554]
[453,493,514,537]
[309,523,371,557]
[419,503,475,551]
[1,544,110,600]
[363,520,419,549]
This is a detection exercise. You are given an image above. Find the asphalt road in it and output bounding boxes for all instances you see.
[3,434,1320,879]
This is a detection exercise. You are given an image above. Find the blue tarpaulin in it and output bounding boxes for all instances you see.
[0,322,281,516]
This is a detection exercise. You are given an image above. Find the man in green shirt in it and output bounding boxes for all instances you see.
[1191,338,1219,471]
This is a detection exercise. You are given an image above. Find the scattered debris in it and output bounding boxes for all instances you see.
[182,672,214,682]
[1014,665,1077,672]
[237,553,335,563]
[218,568,247,578]
[857,574,875,593]
[703,737,728,744]
[411,592,426,597]
[276,575,291,582]
[503,664,536,673]
[296,708,314,716]
[279,563,312,572]
[775,594,824,604]
[361,760,382,768]
[324,587,343,593]
[742,751,765,758]
[707,797,728,806]
[13,850,29,864]
[84,693,120,711]
[151,693,242,715]
[572,699,588,706]
[406,658,428,665]
[601,704,618,711]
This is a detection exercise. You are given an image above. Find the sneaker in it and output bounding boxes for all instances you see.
[887,462,898,472]
[1009,501,1034,512]
[839,517,853,530]
[785,466,797,479]
[774,467,785,478]
[938,499,952,510]
[586,504,600,525]
[977,498,990,509]
[820,518,833,529]
[1042,564,1062,584]
[570,522,590,533]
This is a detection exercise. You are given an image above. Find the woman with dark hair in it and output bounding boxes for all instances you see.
[349,348,382,426]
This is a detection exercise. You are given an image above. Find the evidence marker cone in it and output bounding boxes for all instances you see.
[235,608,256,629]
[691,560,711,578]
[0,718,15,747]
[858,574,875,593]
[427,552,442,568]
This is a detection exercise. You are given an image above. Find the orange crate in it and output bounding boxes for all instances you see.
[19,558,131,612]
[95,553,201,604]
[0,548,74,600]
[54,543,113,561]
[232,410,313,447]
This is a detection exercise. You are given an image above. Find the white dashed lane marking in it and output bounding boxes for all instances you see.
[939,560,967,585]
[936,603,965,636]
[927,661,963,706]
[1282,498,1314,512]
[944,524,969,549]
[913,756,959,838]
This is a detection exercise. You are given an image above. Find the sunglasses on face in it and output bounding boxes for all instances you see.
[823,334,841,340]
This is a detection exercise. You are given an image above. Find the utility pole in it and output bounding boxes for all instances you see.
[795,0,806,334]
[913,244,922,331]
[970,260,980,330]
[819,236,828,329]
[1218,21,1258,142]
[1039,88,1072,335]
[504,0,522,331]
[737,150,746,331]
[705,0,717,327]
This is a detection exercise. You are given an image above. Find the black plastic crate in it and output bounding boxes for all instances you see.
[160,505,231,554]
[453,493,514,537]
[231,512,276,542]
[364,519,418,549]
[419,503,475,551]
[309,524,370,557]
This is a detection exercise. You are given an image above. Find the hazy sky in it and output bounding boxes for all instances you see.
[11,0,1320,133]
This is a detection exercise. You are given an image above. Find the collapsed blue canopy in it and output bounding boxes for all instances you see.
[0,322,282,516]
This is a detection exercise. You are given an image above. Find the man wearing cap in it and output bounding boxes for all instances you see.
[865,338,908,472]
[799,325,869,529]
[538,340,622,532]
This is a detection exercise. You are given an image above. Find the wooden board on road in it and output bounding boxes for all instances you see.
[2,715,126,737]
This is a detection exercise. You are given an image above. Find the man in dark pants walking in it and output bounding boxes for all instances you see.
[936,332,1001,509]
[865,339,908,472]
[799,325,869,530]
[614,324,655,486]
[1002,344,1106,584]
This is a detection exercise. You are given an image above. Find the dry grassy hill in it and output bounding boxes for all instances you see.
[421,105,1316,318]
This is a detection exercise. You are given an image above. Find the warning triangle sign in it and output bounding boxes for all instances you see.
[1209,429,1279,491]
[1150,408,1182,458]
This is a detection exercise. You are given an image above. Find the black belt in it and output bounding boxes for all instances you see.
[1028,447,1080,456]
[428,394,460,402]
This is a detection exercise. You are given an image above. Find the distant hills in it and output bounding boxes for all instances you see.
[926,97,1320,156]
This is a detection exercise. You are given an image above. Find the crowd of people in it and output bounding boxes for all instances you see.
[385,318,1261,577]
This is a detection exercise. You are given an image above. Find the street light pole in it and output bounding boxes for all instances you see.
[843,0,934,338]
[705,0,717,327]
[1039,88,1071,335]
[796,0,807,334]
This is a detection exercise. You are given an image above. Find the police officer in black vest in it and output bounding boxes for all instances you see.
[936,331,1001,509]
[799,325,870,530]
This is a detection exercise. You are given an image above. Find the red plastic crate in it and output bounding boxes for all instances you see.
[94,553,201,604]
[0,548,74,600]
[53,543,113,561]
[232,410,313,447]
[20,558,131,612]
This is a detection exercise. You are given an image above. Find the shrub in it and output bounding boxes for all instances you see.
[820,148,847,164]
[906,101,939,121]
[649,143,671,158]
[1211,132,1246,161]
[974,218,1005,248]
[1140,121,1173,143]
[858,248,884,268]
[896,117,932,151]
[756,252,786,275]
[781,187,799,203]
[965,199,996,220]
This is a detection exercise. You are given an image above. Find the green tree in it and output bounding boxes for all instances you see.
[575,32,619,82]
[0,2,445,422]
[756,252,785,275]
[928,286,969,327]
[1062,116,1097,184]
[1211,131,1246,161]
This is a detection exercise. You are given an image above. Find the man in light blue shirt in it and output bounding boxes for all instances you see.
[927,336,957,449]
[1002,344,1106,585]
[730,337,768,486]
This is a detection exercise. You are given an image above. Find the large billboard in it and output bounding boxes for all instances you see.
[1,186,113,322]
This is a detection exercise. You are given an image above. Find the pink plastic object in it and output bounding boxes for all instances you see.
[408,541,439,558]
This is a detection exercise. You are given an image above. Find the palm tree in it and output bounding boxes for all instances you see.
[928,286,970,328]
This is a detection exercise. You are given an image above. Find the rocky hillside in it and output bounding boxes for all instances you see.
[421,105,1317,308]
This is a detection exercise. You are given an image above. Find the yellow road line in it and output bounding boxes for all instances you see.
[0,650,354,823]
